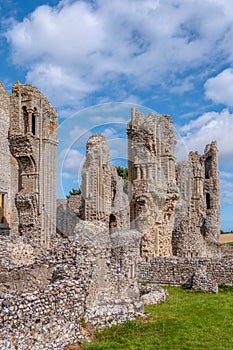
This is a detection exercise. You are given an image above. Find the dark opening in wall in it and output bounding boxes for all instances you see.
[22,106,28,134]
[0,193,5,224]
[205,156,212,179]
[206,193,211,209]
[32,112,36,135]
[109,214,117,230]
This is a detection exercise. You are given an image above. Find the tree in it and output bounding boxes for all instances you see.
[115,166,128,194]
[66,188,81,198]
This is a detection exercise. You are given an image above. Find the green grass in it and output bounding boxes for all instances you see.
[227,242,233,246]
[83,286,233,350]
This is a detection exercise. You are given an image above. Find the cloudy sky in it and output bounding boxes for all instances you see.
[1,0,233,230]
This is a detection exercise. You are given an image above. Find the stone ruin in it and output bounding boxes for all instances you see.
[0,81,223,258]
[0,82,232,349]
[81,134,129,230]
[173,141,220,257]
[127,108,179,260]
[0,81,58,246]
[64,107,222,260]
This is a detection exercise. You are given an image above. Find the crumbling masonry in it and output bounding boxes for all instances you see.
[0,82,58,246]
[127,108,178,260]
[81,134,129,230]
[61,108,221,259]
[1,82,232,350]
[126,108,220,259]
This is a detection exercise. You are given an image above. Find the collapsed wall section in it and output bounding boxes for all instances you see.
[0,225,143,350]
[173,141,220,257]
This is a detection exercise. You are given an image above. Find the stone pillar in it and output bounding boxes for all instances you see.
[147,164,152,180]
[136,165,141,180]
[131,107,136,123]
[141,165,146,179]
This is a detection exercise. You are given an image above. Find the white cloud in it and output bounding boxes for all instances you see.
[180,112,215,133]
[180,108,233,206]
[204,69,233,106]
[180,109,233,161]
[62,148,85,170]
[4,0,233,107]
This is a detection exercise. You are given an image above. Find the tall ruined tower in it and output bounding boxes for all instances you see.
[127,108,178,260]
[8,82,58,246]
[173,141,220,257]
[81,134,112,224]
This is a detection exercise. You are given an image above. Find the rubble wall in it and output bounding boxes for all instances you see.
[138,257,233,286]
[0,231,143,350]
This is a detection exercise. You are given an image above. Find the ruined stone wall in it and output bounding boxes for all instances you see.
[110,166,129,231]
[8,82,58,246]
[81,134,112,224]
[80,134,129,231]
[138,256,233,286]
[173,142,220,257]
[0,83,18,235]
[0,227,144,350]
[203,142,220,242]
[127,108,178,260]
[56,199,79,238]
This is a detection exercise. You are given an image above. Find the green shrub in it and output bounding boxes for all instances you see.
[66,188,81,198]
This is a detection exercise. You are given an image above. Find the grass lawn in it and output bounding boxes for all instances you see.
[83,286,233,350]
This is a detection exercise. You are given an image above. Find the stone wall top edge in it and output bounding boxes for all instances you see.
[11,81,57,115]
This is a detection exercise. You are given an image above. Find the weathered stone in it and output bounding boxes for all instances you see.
[140,283,168,305]
[173,142,220,257]
[127,108,178,260]
[0,81,58,247]
[1,85,232,350]
[191,266,218,293]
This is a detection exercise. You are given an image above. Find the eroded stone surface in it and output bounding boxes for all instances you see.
[0,229,144,350]
[173,141,220,257]
[127,109,178,259]
[0,81,58,246]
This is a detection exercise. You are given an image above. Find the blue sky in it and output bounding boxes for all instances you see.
[1,0,233,230]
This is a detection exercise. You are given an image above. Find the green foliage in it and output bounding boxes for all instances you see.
[66,187,81,198]
[83,286,233,350]
[115,166,128,194]
[227,242,233,246]
[115,166,128,180]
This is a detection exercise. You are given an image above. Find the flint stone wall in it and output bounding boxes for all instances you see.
[0,229,143,350]
[138,257,233,287]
